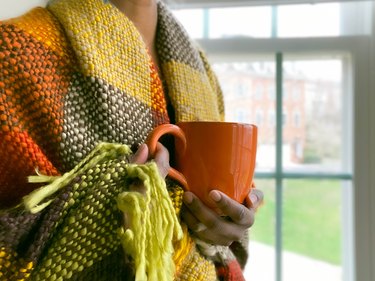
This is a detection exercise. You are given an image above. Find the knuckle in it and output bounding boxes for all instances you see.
[234,205,252,226]
[237,206,247,222]
[231,232,243,242]
[206,218,220,230]
[216,194,230,209]
[188,196,202,211]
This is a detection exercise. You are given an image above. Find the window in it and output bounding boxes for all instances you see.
[172,1,374,281]
[235,109,247,123]
[282,111,287,127]
[269,110,275,127]
[269,85,276,100]
[255,109,264,126]
[236,82,249,97]
[172,9,205,38]
[277,3,340,37]
[174,6,272,39]
[254,83,264,99]
[293,110,301,127]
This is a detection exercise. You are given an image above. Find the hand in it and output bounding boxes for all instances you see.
[122,142,170,228]
[121,142,171,265]
[128,142,171,193]
[181,189,264,246]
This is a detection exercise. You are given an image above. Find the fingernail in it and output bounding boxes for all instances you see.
[184,192,193,204]
[250,194,258,204]
[210,190,221,202]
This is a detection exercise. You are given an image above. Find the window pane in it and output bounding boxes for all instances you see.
[172,1,372,39]
[212,59,276,172]
[278,3,340,37]
[278,1,372,38]
[282,179,345,281]
[209,7,272,38]
[282,56,351,173]
[172,9,205,39]
[244,179,276,281]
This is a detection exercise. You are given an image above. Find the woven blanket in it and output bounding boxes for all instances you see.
[0,0,247,279]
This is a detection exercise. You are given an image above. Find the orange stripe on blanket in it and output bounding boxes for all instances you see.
[0,131,59,208]
[150,60,170,126]
[1,21,73,172]
[4,8,73,61]
[216,259,246,281]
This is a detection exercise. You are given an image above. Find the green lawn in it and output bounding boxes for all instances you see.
[250,179,342,265]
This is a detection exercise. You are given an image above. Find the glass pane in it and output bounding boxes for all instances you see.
[244,179,276,281]
[277,1,372,38]
[278,3,340,37]
[282,179,345,281]
[282,56,351,173]
[209,7,272,38]
[172,1,372,39]
[172,9,205,39]
[212,59,276,172]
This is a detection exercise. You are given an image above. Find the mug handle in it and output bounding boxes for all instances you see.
[145,124,189,191]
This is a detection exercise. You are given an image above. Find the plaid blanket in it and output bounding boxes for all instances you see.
[0,0,247,279]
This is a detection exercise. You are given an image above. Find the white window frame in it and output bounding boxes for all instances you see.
[165,0,360,9]
[199,33,373,281]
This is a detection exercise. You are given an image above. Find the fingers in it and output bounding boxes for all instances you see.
[249,188,264,210]
[128,144,149,195]
[182,189,264,246]
[182,192,245,245]
[181,204,234,246]
[183,192,218,226]
[209,190,253,227]
[130,143,148,164]
[181,205,205,232]
[131,142,170,179]
[152,142,170,178]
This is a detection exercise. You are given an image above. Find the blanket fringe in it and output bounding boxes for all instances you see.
[24,142,131,214]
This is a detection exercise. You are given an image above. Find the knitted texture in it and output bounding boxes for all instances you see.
[26,142,183,280]
[0,142,219,280]
[116,161,183,281]
[0,0,247,279]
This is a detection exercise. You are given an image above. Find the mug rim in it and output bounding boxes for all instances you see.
[176,121,257,128]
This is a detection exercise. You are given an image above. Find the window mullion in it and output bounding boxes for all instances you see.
[275,52,284,281]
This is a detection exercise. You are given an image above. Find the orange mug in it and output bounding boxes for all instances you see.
[146,121,257,208]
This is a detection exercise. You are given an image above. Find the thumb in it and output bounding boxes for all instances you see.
[130,144,148,164]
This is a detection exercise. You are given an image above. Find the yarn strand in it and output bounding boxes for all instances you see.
[24,143,131,213]
[117,162,183,281]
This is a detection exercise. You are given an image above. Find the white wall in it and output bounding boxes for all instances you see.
[0,0,48,20]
